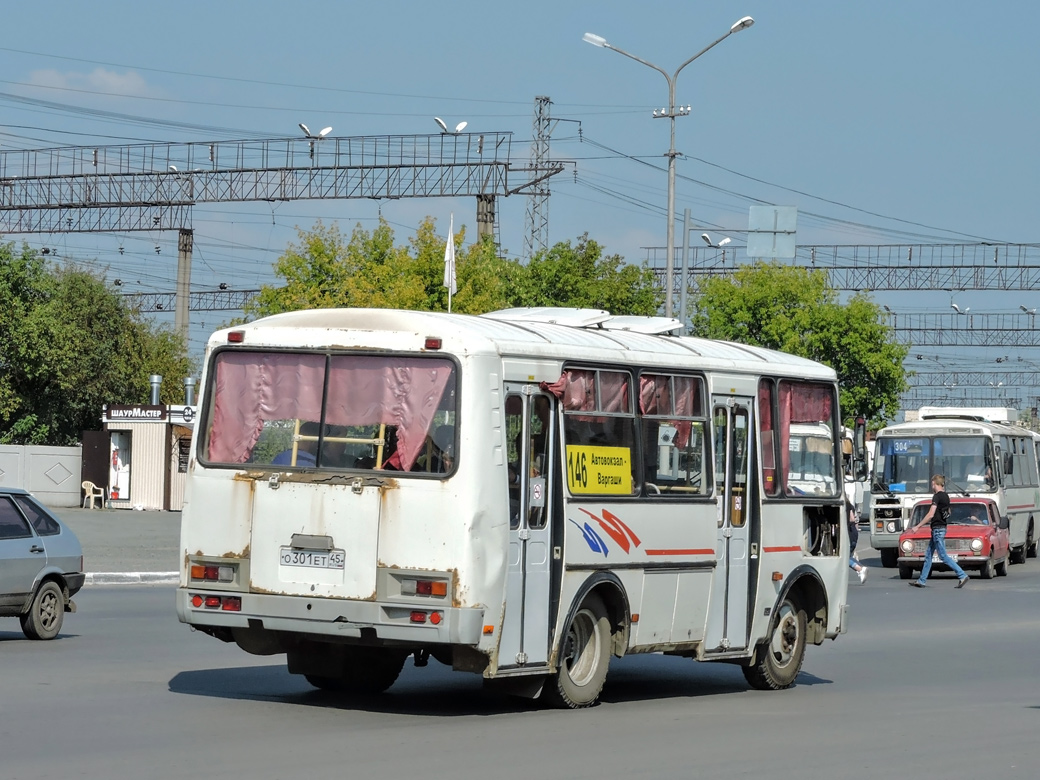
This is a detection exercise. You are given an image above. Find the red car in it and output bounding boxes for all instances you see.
[898,497,1010,580]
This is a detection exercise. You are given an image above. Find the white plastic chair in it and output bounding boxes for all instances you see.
[82,480,106,509]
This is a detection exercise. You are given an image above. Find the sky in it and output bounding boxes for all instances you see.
[1,1,1038,410]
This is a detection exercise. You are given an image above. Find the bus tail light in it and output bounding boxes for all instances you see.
[401,578,448,597]
[190,564,235,583]
[190,594,242,611]
[408,611,443,625]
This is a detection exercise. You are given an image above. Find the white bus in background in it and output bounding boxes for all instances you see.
[869,408,1040,568]
[176,307,863,708]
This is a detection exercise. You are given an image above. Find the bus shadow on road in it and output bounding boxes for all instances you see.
[168,653,831,716]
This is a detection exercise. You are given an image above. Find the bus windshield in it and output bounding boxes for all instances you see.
[199,350,458,473]
[875,435,994,494]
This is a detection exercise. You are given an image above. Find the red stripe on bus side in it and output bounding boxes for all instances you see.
[763,546,802,553]
[643,548,715,556]
[1008,504,1033,510]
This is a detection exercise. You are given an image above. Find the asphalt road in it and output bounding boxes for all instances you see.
[49,505,180,580]
[3,544,1040,780]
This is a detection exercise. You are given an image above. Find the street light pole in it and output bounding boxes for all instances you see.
[583,16,754,318]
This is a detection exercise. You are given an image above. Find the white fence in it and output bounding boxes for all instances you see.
[0,445,83,507]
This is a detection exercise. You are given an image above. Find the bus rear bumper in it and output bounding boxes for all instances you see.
[175,588,486,646]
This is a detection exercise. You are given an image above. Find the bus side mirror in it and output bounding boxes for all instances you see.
[852,417,868,481]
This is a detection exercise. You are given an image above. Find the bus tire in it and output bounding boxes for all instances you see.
[306,648,406,695]
[1027,521,1036,558]
[742,596,806,691]
[898,565,913,580]
[880,549,898,568]
[1011,543,1026,565]
[544,593,611,709]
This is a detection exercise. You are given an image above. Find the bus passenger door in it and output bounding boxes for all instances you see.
[498,388,555,668]
[705,396,752,652]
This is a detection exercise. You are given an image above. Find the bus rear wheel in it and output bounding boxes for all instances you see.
[742,596,806,691]
[303,647,407,695]
[544,593,611,709]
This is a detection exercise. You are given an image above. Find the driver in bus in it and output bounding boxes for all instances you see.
[965,456,993,486]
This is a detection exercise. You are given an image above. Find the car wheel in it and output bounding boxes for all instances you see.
[979,558,995,579]
[742,596,807,691]
[20,580,65,640]
[880,549,898,568]
[996,556,1008,577]
[898,565,913,580]
[543,593,611,708]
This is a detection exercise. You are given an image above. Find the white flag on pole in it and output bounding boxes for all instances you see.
[443,213,457,296]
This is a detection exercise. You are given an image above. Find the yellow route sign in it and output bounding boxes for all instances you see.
[567,445,633,495]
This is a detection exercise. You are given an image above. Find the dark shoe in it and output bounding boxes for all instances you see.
[909,581,926,588]
[956,577,969,589]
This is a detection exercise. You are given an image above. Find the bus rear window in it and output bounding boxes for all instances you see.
[201,351,457,473]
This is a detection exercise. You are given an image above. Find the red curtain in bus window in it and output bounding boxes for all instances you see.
[542,369,595,411]
[639,374,693,447]
[208,352,326,463]
[759,380,778,495]
[543,369,630,415]
[777,382,834,495]
[598,371,630,413]
[325,357,454,471]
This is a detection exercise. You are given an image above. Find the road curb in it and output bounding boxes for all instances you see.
[85,572,179,586]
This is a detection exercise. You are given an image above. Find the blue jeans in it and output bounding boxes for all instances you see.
[917,526,967,583]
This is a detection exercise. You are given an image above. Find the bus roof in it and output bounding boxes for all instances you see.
[877,416,1029,437]
[213,307,837,380]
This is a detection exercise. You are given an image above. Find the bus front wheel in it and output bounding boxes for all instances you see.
[742,596,807,691]
[544,593,611,709]
[880,549,898,568]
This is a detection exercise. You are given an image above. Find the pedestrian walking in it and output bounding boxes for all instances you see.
[847,495,867,584]
[909,474,969,589]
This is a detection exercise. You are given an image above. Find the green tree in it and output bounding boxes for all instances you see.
[244,220,662,320]
[0,243,196,445]
[506,233,663,315]
[689,261,907,425]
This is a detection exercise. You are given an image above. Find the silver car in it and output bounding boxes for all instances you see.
[0,488,84,640]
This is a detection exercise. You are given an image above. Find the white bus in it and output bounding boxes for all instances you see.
[869,409,1040,568]
[176,307,860,707]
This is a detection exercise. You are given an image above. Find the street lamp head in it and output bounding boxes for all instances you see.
[701,233,712,246]
[730,16,755,33]
[582,32,608,48]
[317,126,333,139]
[298,123,312,138]
[718,237,732,247]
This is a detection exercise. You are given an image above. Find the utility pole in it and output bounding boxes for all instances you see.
[524,96,552,261]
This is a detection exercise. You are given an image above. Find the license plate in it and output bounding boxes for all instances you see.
[279,547,345,569]
[932,554,958,562]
